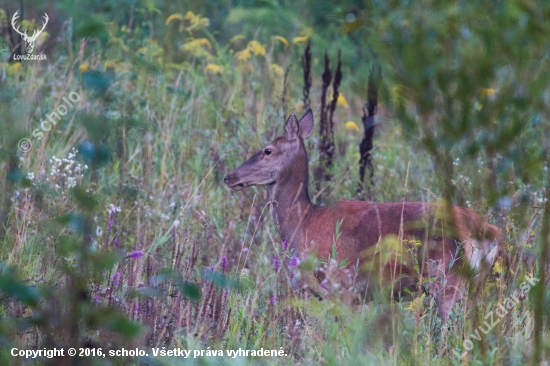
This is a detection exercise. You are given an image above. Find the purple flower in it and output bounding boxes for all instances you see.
[282,240,289,251]
[222,256,227,271]
[270,295,276,304]
[223,288,229,303]
[289,255,298,267]
[273,256,280,272]
[113,272,121,285]
[129,251,144,259]
[107,210,115,231]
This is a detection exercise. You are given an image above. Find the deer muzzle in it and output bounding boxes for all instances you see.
[223,173,246,191]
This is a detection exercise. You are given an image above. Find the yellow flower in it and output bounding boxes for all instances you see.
[180,38,212,58]
[406,293,426,313]
[7,62,22,76]
[292,36,309,44]
[270,64,284,76]
[493,260,502,275]
[79,63,89,73]
[337,94,349,108]
[345,121,360,132]
[165,13,184,25]
[234,40,266,62]
[166,12,209,33]
[272,36,289,47]
[234,48,251,62]
[247,40,266,56]
[481,88,496,97]
[204,63,224,74]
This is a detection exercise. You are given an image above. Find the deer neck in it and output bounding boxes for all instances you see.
[268,153,314,245]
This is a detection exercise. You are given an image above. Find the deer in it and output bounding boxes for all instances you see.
[11,11,49,54]
[224,110,502,320]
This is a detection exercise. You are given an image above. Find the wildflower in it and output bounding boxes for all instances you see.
[247,40,266,56]
[406,293,426,313]
[96,226,103,237]
[129,251,144,259]
[289,255,299,267]
[337,94,349,108]
[113,272,121,285]
[234,40,266,62]
[271,36,289,47]
[166,11,209,32]
[270,64,284,76]
[282,240,289,251]
[345,121,360,132]
[79,63,89,73]
[292,36,308,44]
[270,295,276,304]
[273,256,280,272]
[7,62,22,76]
[493,260,502,275]
[107,210,115,231]
[235,48,251,62]
[222,256,228,271]
[204,63,224,74]
[223,287,229,303]
[180,38,212,58]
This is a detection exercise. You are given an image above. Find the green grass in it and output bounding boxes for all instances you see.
[1,2,549,365]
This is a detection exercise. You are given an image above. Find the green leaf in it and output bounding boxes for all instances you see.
[71,187,98,211]
[0,264,40,306]
[178,281,201,301]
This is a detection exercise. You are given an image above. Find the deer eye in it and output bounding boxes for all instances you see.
[264,149,272,156]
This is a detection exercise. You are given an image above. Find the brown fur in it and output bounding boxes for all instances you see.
[224,111,502,320]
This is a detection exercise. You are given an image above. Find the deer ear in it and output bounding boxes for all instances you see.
[285,114,299,140]
[298,109,314,138]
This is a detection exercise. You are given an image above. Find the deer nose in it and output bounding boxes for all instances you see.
[223,175,231,186]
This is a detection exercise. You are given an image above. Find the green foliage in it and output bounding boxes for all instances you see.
[0,0,548,364]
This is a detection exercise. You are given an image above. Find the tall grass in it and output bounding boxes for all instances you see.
[0,3,549,365]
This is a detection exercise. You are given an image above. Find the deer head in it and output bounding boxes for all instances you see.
[224,110,314,191]
[11,11,49,54]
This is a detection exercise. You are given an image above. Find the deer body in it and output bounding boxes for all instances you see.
[225,110,501,320]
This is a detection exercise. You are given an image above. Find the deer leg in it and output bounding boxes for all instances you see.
[425,256,464,321]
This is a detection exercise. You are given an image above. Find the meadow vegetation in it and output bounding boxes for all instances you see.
[0,0,549,364]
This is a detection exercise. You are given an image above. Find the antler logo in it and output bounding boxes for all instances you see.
[11,11,49,54]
